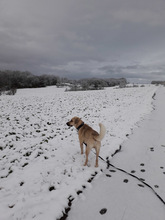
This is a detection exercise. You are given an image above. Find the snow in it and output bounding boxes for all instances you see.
[0,85,159,220]
[113,87,165,201]
[68,170,165,220]
[68,87,165,220]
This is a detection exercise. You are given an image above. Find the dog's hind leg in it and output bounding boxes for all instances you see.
[95,142,101,167]
[84,145,90,166]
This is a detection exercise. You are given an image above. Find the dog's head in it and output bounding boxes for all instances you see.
[66,117,82,128]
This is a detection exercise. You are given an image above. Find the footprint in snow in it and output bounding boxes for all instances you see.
[100,208,107,215]
[140,169,145,172]
[131,170,136,173]
[140,163,145,166]
[138,184,145,188]
[150,147,154,152]
[109,169,116,173]
[106,174,111,178]
[123,179,129,183]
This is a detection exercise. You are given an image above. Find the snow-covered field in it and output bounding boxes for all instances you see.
[0,85,157,220]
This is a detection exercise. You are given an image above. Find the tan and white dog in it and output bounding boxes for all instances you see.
[66,117,106,167]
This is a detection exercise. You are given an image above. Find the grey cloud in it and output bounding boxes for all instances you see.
[0,0,165,82]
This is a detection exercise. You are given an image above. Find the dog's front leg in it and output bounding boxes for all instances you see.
[79,136,84,154]
[80,142,83,154]
[84,146,90,166]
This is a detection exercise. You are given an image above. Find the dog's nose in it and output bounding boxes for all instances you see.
[66,122,69,126]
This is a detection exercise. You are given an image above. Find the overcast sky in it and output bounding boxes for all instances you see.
[0,0,165,83]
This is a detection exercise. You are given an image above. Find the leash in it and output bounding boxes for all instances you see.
[93,151,165,206]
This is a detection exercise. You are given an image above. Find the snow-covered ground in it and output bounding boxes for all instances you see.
[0,85,158,220]
[68,87,165,220]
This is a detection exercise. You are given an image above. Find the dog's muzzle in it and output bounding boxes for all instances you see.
[66,122,72,127]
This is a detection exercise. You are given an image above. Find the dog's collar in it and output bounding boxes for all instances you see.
[77,122,84,131]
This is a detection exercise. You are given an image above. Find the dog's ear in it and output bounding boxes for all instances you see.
[74,117,79,125]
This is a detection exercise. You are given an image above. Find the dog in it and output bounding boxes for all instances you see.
[66,117,106,167]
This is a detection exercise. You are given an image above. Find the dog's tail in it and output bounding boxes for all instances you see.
[95,123,106,141]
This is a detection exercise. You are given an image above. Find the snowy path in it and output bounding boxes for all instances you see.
[68,87,165,220]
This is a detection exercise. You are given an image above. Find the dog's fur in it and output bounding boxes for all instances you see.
[66,117,106,167]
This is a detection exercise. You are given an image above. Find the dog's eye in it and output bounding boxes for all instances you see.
[71,120,73,122]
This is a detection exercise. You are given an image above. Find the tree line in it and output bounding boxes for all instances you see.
[0,70,127,95]
[66,78,127,91]
[78,77,127,88]
[151,81,165,86]
[0,70,60,90]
